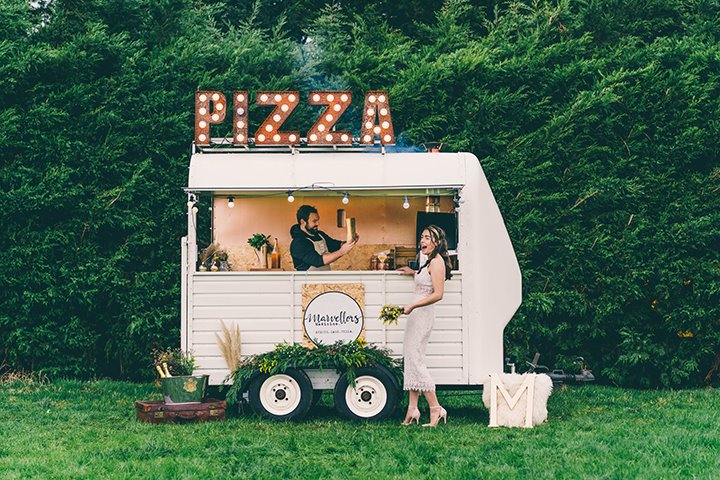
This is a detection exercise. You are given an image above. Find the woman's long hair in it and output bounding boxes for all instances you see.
[417,225,453,280]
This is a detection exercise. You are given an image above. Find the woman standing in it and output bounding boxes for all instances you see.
[397,225,453,427]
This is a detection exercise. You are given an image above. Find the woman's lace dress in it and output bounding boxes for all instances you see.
[403,254,436,391]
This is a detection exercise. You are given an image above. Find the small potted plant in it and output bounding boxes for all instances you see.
[247,233,272,269]
[151,348,208,404]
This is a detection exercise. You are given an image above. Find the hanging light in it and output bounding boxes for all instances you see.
[228,196,234,208]
[403,196,410,209]
[342,192,350,204]
[187,193,196,209]
[287,191,295,203]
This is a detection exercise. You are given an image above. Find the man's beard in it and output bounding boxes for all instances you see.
[306,226,319,235]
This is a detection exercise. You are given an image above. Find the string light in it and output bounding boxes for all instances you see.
[403,196,410,209]
[228,196,234,208]
[287,191,295,203]
[342,193,350,204]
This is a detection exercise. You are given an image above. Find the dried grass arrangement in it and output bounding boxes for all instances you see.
[198,243,231,271]
[215,320,242,371]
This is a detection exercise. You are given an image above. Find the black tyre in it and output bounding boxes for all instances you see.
[247,368,313,420]
[334,366,400,421]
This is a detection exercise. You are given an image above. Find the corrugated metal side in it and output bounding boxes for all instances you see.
[190,272,464,386]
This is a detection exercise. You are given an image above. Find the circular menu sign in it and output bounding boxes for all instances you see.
[303,291,364,346]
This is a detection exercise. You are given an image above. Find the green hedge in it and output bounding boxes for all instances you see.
[1,0,718,387]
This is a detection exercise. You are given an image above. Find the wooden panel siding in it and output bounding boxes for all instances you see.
[190,272,465,386]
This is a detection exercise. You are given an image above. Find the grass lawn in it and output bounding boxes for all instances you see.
[0,379,719,479]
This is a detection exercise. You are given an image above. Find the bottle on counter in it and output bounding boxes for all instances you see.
[271,237,281,269]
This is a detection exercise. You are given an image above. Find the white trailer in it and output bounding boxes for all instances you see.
[182,147,521,420]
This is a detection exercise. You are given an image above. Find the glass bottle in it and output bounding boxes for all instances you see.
[271,237,281,269]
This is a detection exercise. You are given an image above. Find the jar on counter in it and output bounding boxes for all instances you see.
[370,255,379,270]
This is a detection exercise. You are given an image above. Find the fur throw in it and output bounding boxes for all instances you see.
[482,373,553,427]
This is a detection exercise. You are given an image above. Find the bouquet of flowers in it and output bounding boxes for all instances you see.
[380,305,404,325]
[150,348,197,377]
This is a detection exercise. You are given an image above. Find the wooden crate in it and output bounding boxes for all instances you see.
[394,246,418,268]
[135,398,226,424]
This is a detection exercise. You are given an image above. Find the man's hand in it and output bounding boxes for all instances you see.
[339,239,357,255]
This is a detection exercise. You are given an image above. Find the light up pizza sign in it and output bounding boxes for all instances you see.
[194,90,395,146]
[303,291,364,346]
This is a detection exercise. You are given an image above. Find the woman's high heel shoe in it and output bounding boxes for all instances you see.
[401,407,421,425]
[422,406,447,427]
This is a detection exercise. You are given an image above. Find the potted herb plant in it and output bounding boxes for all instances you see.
[247,233,272,269]
[152,348,208,404]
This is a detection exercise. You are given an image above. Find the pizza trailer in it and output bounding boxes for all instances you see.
[180,90,521,421]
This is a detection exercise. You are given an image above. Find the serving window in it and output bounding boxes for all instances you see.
[203,190,458,272]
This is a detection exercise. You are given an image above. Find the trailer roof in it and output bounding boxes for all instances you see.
[186,151,473,192]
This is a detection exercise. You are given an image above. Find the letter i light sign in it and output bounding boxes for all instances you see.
[194,90,395,146]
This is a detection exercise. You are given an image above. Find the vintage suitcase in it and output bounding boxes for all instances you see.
[135,398,226,424]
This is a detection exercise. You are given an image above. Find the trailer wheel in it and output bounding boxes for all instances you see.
[334,366,399,421]
[248,368,313,421]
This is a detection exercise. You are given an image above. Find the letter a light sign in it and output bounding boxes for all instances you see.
[194,90,395,146]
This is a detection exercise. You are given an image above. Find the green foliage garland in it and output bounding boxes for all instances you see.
[224,340,402,404]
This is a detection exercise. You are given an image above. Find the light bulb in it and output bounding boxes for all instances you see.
[228,196,234,208]
[187,200,194,208]
[287,192,295,203]
[192,206,198,214]
[403,196,410,209]
[342,193,349,204]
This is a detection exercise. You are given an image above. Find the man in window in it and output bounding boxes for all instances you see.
[290,205,358,271]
